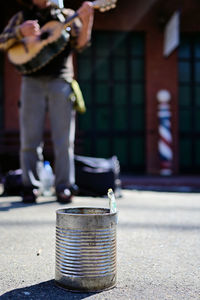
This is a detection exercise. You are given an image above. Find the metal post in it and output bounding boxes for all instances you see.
[157,90,173,175]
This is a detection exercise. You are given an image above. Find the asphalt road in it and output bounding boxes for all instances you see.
[0,189,200,299]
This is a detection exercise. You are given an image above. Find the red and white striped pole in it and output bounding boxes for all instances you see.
[157,90,173,176]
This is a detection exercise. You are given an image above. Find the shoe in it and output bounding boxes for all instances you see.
[56,188,72,204]
[21,186,36,203]
[70,184,79,196]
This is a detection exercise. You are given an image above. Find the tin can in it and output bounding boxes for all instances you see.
[55,207,117,292]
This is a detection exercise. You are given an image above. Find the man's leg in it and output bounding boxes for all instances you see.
[20,76,46,201]
[47,78,76,202]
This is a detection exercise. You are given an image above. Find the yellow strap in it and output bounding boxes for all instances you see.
[70,79,86,114]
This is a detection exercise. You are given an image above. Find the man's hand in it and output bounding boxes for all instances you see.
[77,1,94,24]
[20,20,40,37]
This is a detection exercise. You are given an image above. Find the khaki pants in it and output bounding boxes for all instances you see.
[20,76,76,191]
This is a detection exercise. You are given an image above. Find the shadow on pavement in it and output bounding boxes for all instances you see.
[0,197,57,212]
[119,222,200,231]
[1,279,100,300]
[123,186,200,193]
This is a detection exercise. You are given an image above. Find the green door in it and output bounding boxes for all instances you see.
[178,36,200,173]
[77,31,145,173]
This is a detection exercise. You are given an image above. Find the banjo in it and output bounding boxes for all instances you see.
[8,0,117,74]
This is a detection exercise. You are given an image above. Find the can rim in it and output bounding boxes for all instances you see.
[56,206,117,216]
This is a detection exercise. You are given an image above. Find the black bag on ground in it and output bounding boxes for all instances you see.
[2,156,121,197]
[2,169,23,196]
[74,155,121,197]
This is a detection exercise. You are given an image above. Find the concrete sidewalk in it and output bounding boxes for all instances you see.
[0,190,200,299]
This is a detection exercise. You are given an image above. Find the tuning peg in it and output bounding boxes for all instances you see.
[96,0,117,12]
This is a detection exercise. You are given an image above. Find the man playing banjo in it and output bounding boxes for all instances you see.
[0,0,94,203]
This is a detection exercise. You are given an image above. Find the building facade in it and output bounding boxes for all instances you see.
[0,0,200,175]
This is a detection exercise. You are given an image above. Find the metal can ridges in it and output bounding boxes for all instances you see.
[56,227,116,277]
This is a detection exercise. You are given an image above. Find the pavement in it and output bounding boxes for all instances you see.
[0,187,200,300]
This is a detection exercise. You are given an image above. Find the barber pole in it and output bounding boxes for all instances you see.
[157,90,173,175]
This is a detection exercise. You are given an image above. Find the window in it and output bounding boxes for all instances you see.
[77,31,145,173]
[178,35,200,173]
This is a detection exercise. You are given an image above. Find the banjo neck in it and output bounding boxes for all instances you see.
[60,0,117,31]
[40,0,115,38]
[63,12,79,28]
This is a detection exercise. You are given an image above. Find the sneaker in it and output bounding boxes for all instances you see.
[56,188,72,204]
[70,184,79,196]
[21,186,36,203]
